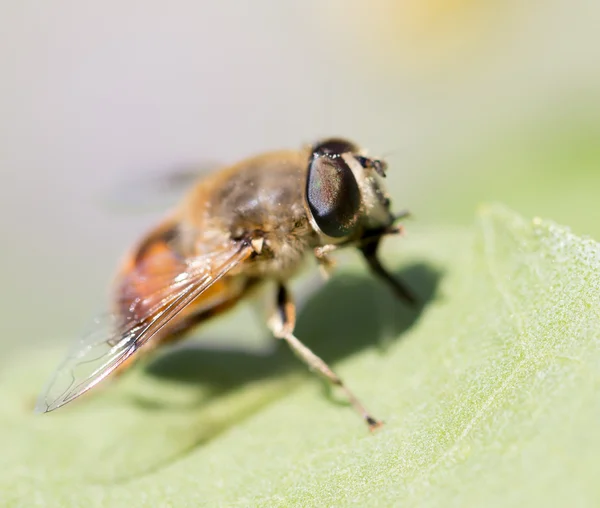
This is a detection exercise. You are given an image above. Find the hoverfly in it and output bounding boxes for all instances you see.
[35,137,416,431]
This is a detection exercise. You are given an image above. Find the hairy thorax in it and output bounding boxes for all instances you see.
[182,150,320,281]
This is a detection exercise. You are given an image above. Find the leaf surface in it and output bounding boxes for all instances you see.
[2,205,599,507]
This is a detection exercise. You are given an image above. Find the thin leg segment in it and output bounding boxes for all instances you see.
[314,210,417,306]
[269,284,383,431]
[360,237,417,306]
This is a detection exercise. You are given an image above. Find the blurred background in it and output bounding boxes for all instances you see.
[1,0,599,355]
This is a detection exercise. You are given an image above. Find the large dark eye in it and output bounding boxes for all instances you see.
[306,155,361,238]
[312,138,359,157]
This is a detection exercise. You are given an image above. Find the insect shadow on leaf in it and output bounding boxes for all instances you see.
[145,262,441,391]
[89,262,441,485]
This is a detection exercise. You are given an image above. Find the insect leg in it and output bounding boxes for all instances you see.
[313,245,337,280]
[360,237,418,306]
[391,209,411,222]
[268,284,383,431]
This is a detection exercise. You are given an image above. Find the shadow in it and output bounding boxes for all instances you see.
[95,262,442,484]
[145,262,442,393]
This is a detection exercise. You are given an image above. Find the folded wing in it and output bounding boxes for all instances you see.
[35,241,253,413]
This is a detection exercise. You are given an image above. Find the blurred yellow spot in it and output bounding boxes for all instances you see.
[405,0,481,26]
[317,0,523,78]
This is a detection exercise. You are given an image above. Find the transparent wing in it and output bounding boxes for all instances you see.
[35,242,253,414]
[98,162,221,214]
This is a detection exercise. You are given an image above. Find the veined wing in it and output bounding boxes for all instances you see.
[35,241,253,413]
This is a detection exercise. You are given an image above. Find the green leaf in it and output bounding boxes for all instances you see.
[2,204,599,507]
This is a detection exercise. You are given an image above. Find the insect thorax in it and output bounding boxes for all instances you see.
[205,154,318,279]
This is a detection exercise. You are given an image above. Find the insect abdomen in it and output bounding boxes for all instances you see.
[114,219,248,345]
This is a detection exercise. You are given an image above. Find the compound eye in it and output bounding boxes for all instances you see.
[306,155,361,238]
[312,138,359,157]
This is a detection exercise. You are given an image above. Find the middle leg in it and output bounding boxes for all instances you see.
[267,283,383,431]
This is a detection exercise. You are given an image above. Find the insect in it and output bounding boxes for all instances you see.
[35,137,416,431]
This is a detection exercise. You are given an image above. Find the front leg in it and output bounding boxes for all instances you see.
[268,283,383,432]
[314,245,337,280]
[314,225,417,306]
[360,236,418,306]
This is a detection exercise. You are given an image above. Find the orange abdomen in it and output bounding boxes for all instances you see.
[114,217,253,354]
